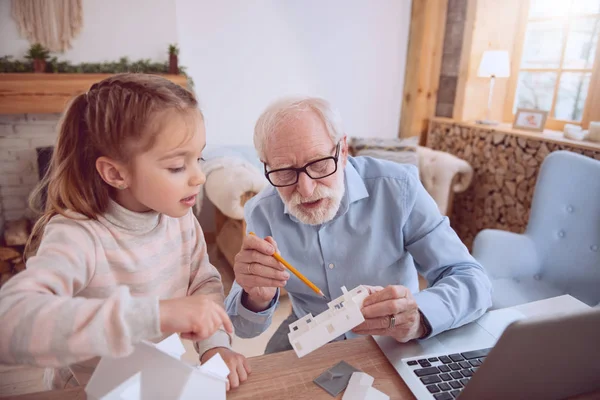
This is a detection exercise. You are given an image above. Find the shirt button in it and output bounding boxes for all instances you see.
[534,274,541,281]
[558,230,565,238]
[566,205,574,213]
[592,245,598,252]
[328,263,335,269]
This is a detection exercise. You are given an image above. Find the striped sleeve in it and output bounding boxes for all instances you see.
[185,212,231,357]
[0,217,161,367]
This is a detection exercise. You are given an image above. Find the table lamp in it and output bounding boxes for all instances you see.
[476,50,510,125]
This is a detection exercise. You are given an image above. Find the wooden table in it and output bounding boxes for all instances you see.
[4,295,600,400]
[227,336,409,400]
[3,336,410,400]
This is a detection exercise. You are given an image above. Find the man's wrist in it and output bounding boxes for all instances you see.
[241,290,273,312]
[417,309,432,339]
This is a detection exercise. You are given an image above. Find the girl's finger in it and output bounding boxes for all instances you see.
[237,361,249,382]
[228,368,240,389]
[243,356,252,374]
[181,332,194,341]
[217,306,234,334]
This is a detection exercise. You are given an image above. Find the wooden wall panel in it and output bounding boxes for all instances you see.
[399,0,448,140]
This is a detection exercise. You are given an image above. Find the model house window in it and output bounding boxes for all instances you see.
[506,0,600,130]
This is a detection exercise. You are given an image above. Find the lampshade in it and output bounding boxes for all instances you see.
[477,50,510,78]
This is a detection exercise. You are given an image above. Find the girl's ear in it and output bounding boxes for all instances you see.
[96,157,130,190]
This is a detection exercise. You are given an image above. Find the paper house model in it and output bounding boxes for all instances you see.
[85,334,229,400]
[288,285,369,358]
[341,372,389,400]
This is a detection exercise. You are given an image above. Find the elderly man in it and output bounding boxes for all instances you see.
[225,97,492,354]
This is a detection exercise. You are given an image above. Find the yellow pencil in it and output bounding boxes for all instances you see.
[249,232,328,300]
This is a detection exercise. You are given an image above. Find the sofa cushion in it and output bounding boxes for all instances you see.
[349,136,419,167]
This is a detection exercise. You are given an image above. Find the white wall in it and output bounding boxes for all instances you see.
[0,0,411,145]
[176,0,411,146]
[0,0,178,63]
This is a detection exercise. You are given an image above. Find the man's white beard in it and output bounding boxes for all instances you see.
[281,171,346,225]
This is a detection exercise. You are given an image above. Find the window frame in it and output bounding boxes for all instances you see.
[503,0,600,131]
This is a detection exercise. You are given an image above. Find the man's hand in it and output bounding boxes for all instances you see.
[159,296,233,341]
[233,234,290,312]
[201,348,251,391]
[352,285,424,342]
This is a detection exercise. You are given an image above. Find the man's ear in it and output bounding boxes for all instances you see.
[96,156,130,190]
[340,135,349,167]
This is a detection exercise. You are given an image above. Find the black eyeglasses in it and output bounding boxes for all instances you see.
[264,142,341,187]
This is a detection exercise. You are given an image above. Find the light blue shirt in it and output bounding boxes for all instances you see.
[225,156,492,340]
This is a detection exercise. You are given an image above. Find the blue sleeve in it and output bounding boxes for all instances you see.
[224,200,281,338]
[402,172,493,338]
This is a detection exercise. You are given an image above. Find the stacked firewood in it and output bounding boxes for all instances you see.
[0,219,30,288]
[427,120,600,249]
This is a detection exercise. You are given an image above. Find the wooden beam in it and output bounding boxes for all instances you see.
[452,0,477,121]
[0,73,189,114]
[399,0,448,140]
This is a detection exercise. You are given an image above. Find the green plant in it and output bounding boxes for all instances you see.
[168,44,179,56]
[0,55,31,72]
[2,54,184,74]
[0,53,194,89]
[25,43,50,61]
[178,65,193,88]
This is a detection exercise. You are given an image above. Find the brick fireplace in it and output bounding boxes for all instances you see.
[0,113,60,232]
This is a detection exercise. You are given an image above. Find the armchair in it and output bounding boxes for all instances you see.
[472,151,600,309]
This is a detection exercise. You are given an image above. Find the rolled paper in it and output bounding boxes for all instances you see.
[564,123,582,134]
[564,128,586,141]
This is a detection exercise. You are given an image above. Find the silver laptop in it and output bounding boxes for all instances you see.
[375,306,600,400]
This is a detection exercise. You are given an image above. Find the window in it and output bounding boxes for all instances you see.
[505,0,600,130]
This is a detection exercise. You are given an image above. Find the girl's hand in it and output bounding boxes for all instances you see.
[201,347,251,391]
[159,296,234,341]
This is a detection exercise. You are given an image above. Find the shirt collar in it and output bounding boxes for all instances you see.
[337,159,369,217]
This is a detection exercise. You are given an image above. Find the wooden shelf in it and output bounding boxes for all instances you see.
[0,73,188,114]
[431,117,600,153]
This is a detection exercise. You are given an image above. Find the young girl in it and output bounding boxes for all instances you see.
[0,73,250,390]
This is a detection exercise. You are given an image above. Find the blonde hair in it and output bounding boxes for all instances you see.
[26,73,199,258]
[253,96,344,161]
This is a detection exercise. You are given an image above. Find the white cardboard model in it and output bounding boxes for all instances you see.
[85,334,230,400]
[288,285,369,358]
[341,372,389,400]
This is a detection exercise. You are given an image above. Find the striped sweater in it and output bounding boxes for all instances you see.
[0,200,230,385]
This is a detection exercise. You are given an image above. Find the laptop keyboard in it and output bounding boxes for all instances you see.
[404,347,492,399]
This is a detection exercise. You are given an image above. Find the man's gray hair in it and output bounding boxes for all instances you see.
[254,96,344,161]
